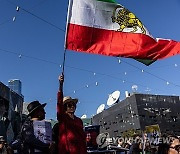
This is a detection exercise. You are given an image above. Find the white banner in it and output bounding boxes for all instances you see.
[33,120,52,144]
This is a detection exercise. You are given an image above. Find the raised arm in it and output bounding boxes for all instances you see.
[57,73,65,120]
[59,73,64,92]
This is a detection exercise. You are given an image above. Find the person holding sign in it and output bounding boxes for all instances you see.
[12,101,54,154]
[56,73,87,154]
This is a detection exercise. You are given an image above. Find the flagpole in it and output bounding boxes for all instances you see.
[62,49,67,75]
[62,0,71,75]
[63,0,71,49]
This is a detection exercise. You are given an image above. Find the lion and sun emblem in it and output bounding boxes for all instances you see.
[111,5,146,34]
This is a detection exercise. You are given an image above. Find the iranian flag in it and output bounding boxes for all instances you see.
[65,0,180,65]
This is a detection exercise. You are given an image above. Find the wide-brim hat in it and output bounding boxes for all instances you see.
[63,96,78,105]
[27,101,46,117]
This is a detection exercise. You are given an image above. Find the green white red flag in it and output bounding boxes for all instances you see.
[65,0,180,65]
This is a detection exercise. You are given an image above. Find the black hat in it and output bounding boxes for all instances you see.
[27,101,46,117]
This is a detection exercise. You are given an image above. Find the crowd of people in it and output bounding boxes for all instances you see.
[115,134,180,154]
[1,73,87,154]
[0,73,180,154]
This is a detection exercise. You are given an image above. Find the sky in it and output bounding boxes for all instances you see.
[0,0,180,120]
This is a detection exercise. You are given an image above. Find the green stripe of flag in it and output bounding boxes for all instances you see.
[97,0,116,3]
[135,59,155,66]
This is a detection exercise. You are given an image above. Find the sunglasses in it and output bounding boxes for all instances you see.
[66,103,76,108]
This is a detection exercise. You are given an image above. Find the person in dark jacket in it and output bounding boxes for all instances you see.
[12,101,54,154]
[56,73,87,154]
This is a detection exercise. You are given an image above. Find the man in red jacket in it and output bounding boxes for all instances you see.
[56,73,87,154]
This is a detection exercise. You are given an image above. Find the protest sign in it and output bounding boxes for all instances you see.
[145,124,161,145]
[33,120,52,144]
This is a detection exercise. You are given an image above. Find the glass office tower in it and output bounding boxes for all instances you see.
[8,79,22,95]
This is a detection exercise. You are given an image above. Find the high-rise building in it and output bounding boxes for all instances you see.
[8,79,22,95]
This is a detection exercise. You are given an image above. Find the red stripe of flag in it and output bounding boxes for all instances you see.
[66,23,180,60]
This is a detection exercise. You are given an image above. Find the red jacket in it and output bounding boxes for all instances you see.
[57,91,87,154]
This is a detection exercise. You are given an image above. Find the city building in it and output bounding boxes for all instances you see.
[22,102,29,116]
[8,79,22,95]
[0,81,24,143]
[92,93,180,137]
